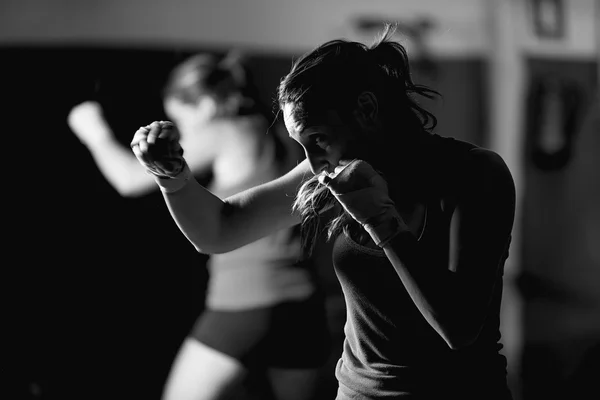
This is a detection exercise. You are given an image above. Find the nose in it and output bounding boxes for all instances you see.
[305,152,331,175]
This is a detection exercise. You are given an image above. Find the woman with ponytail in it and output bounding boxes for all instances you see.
[69,52,330,400]
[131,25,516,400]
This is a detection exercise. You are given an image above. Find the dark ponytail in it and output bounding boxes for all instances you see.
[368,24,440,131]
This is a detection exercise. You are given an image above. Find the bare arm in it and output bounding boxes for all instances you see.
[68,101,214,197]
[162,158,312,254]
[86,138,161,197]
[382,149,516,349]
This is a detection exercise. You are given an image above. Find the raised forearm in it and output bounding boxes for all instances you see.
[87,138,157,197]
[162,172,304,255]
[161,178,229,254]
[382,232,482,349]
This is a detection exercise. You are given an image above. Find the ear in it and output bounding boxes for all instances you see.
[353,91,378,128]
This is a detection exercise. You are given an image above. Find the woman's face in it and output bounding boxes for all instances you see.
[283,102,365,175]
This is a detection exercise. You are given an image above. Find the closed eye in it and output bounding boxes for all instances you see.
[312,134,329,149]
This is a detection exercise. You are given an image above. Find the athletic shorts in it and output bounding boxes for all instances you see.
[189,293,332,369]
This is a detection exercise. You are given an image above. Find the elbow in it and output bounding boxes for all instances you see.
[192,241,235,255]
[189,235,244,255]
[441,323,482,350]
[433,313,482,350]
[193,245,213,255]
[188,234,231,255]
[434,304,487,350]
[443,332,479,350]
[191,241,219,255]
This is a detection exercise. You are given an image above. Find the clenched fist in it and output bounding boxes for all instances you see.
[130,121,186,178]
[319,160,407,247]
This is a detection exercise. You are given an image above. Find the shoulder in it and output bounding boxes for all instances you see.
[465,147,514,191]
[467,146,505,166]
[429,136,515,211]
[432,134,513,189]
[454,146,516,218]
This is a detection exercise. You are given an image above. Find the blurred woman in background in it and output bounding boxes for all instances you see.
[68,52,331,400]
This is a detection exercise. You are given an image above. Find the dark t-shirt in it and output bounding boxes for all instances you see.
[332,134,514,399]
